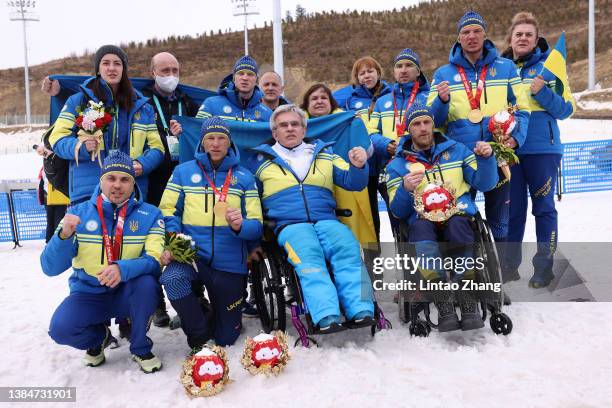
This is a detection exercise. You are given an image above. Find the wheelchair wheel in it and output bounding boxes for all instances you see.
[252,255,286,333]
[490,313,513,335]
[473,215,504,310]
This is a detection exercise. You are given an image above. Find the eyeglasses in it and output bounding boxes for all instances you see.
[276,120,303,129]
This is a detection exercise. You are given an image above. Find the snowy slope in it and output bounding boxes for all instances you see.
[1,240,611,408]
[1,121,612,407]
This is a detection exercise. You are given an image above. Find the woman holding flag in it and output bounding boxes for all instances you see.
[300,84,379,254]
[502,12,576,288]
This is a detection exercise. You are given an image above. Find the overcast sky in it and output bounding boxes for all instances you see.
[1,0,422,70]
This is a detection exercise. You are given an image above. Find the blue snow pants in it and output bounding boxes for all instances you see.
[160,260,244,347]
[277,220,374,325]
[48,274,159,356]
[409,215,475,281]
[506,154,561,274]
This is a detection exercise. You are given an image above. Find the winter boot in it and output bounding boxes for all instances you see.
[153,306,170,328]
[118,318,132,340]
[132,352,162,373]
[434,300,461,332]
[459,301,485,331]
[528,270,554,289]
[502,268,521,283]
[83,326,113,367]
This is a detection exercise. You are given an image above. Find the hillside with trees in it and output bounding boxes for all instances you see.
[0,0,610,119]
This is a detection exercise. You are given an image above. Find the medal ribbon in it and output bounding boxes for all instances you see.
[456,65,488,110]
[405,154,438,170]
[197,163,232,203]
[393,82,420,137]
[152,95,183,135]
[96,195,127,263]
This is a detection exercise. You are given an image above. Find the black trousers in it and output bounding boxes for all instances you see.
[45,205,67,243]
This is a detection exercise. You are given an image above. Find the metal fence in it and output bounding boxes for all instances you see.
[0,189,46,245]
[561,139,612,194]
[0,113,48,126]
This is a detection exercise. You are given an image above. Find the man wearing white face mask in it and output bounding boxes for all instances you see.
[142,52,199,208]
[141,52,200,329]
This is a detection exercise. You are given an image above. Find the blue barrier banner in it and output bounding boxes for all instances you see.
[11,190,46,241]
[0,193,15,243]
[562,139,612,194]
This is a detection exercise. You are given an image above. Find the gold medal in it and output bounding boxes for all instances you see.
[409,162,426,174]
[213,201,229,218]
[467,109,484,124]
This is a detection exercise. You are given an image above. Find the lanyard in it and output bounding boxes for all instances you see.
[393,82,420,137]
[153,95,183,135]
[456,65,488,110]
[197,163,232,203]
[96,195,127,263]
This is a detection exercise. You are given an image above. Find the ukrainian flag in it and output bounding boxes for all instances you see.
[541,32,575,108]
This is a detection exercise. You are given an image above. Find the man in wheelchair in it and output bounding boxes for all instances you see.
[158,117,263,349]
[386,104,498,331]
[249,104,375,333]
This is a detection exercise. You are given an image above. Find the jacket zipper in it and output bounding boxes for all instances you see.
[205,186,208,212]
[299,183,312,223]
[483,81,488,104]
[209,170,216,266]
[548,122,554,145]
[100,206,119,264]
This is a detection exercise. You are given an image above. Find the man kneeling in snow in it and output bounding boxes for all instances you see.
[386,104,498,332]
[40,151,164,373]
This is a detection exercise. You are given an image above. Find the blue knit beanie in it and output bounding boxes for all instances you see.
[233,55,259,75]
[200,116,231,143]
[405,104,434,132]
[394,48,421,69]
[457,11,486,34]
[101,150,135,181]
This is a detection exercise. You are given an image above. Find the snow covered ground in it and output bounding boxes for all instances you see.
[1,122,612,407]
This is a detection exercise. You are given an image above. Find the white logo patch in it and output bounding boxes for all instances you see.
[85,220,98,232]
[223,105,232,114]
[191,173,202,183]
[453,74,462,82]
[354,101,363,109]
[257,154,264,162]
[157,219,165,228]
[384,101,392,109]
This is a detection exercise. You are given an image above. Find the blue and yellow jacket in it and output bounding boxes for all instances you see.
[248,139,369,233]
[196,74,272,122]
[386,132,498,225]
[370,79,431,140]
[427,40,530,150]
[369,80,431,176]
[160,144,263,275]
[49,77,165,203]
[40,185,164,294]
[334,81,393,124]
[502,38,575,155]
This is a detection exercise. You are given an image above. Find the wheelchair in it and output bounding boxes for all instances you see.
[396,212,513,337]
[251,210,392,347]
